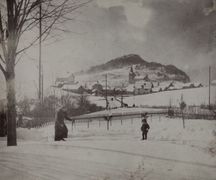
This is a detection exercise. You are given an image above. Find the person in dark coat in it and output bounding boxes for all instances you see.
[55,106,73,141]
[141,113,150,140]
[0,109,7,137]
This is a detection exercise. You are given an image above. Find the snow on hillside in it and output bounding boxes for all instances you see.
[126,86,216,107]
[89,86,216,107]
[80,54,190,84]
[0,115,216,180]
[76,67,129,88]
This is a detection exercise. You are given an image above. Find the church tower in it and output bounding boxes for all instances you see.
[129,66,136,84]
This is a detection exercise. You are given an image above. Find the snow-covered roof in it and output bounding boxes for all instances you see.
[92,88,102,93]
[62,83,82,90]
[134,81,152,89]
[126,84,134,92]
[160,81,173,86]
[158,85,169,91]
[134,76,145,80]
[211,80,216,85]
[173,83,183,89]
[56,77,67,82]
[182,82,195,88]
[168,86,176,90]
[152,87,161,92]
[193,82,203,87]
[135,80,149,86]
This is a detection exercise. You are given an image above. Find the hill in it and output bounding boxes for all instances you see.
[76,54,190,87]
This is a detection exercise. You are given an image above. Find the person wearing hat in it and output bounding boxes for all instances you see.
[141,113,150,140]
[55,106,74,141]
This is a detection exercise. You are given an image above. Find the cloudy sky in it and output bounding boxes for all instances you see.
[1,0,216,99]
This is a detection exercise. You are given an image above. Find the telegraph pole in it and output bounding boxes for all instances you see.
[38,1,43,103]
[121,83,124,107]
[105,74,108,109]
[209,66,211,109]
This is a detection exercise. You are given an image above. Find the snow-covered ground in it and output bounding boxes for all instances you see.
[0,115,216,180]
[89,86,216,107]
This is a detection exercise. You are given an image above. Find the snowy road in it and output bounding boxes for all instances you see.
[0,140,216,180]
[0,117,216,180]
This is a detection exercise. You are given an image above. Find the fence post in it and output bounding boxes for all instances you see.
[107,120,109,130]
[87,120,89,128]
[182,111,185,129]
[71,120,74,131]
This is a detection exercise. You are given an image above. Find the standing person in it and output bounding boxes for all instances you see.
[55,106,74,141]
[141,113,150,140]
[0,107,7,137]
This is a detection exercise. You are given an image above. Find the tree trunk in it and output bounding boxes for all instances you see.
[6,67,17,146]
[5,0,17,146]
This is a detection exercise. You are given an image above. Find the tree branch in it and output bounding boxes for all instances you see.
[0,61,6,77]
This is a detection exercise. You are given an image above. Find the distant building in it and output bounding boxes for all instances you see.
[55,73,75,87]
[62,83,86,94]
[152,87,162,93]
[158,81,175,91]
[134,81,153,95]
[211,80,216,86]
[194,82,203,88]
[182,82,195,89]
[129,66,152,84]
[125,84,135,93]
[92,82,103,96]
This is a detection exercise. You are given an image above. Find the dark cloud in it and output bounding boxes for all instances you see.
[142,0,216,53]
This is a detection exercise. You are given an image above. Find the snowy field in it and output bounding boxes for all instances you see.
[89,86,216,107]
[0,116,216,180]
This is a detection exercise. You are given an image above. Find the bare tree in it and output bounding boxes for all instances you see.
[0,0,91,146]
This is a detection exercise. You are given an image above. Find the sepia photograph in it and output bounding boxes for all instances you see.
[0,0,216,179]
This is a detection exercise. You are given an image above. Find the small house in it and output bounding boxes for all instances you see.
[134,81,152,95]
[55,73,75,87]
[211,80,216,86]
[92,82,103,96]
[182,83,195,89]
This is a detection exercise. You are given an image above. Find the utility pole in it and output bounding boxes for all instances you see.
[105,74,108,109]
[42,67,44,102]
[121,83,124,107]
[38,1,43,104]
[209,66,211,109]
[180,94,186,128]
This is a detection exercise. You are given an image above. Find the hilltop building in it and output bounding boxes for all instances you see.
[129,66,136,84]
[129,66,151,84]
[128,66,154,95]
